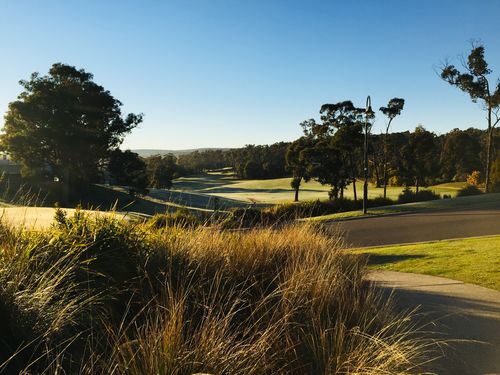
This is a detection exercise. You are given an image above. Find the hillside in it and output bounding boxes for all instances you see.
[132,148,230,157]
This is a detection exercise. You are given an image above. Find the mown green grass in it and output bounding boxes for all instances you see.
[0,207,125,229]
[303,192,500,222]
[354,236,500,291]
[172,173,467,205]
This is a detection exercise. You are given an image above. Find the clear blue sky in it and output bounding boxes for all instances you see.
[1,0,499,150]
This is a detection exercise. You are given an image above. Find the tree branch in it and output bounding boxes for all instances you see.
[493,107,500,128]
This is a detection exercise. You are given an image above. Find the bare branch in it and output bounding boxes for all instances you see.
[493,107,500,128]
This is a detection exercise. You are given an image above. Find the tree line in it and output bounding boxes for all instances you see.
[105,123,491,201]
[0,43,498,201]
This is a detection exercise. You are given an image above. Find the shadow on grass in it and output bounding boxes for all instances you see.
[366,254,426,265]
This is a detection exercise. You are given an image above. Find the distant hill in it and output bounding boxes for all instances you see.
[132,148,230,158]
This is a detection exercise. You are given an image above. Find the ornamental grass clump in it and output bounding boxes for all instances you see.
[0,210,435,374]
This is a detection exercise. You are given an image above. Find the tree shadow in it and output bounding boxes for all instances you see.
[365,254,426,265]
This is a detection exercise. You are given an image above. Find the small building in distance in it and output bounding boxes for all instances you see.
[0,152,21,185]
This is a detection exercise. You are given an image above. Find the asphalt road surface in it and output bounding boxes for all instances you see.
[336,200,500,248]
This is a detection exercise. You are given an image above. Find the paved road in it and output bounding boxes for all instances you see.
[335,200,500,248]
[368,271,500,375]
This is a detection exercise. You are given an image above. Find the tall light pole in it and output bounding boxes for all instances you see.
[363,96,374,214]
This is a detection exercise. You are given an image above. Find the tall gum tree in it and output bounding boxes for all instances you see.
[319,101,365,200]
[440,44,500,192]
[379,98,405,198]
[286,135,313,202]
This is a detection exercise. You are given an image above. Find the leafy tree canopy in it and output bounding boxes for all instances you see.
[440,44,500,191]
[379,98,405,124]
[146,153,178,189]
[108,149,148,193]
[1,63,142,188]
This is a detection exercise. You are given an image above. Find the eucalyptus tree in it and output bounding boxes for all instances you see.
[319,101,365,200]
[108,149,148,193]
[286,136,314,202]
[400,126,439,191]
[440,44,500,191]
[145,153,178,189]
[379,98,405,198]
[1,63,142,194]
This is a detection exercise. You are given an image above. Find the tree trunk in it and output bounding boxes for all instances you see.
[374,159,381,188]
[485,107,493,193]
[349,154,357,201]
[292,176,301,202]
[415,178,419,193]
[383,129,389,199]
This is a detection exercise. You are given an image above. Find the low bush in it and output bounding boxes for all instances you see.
[456,184,484,197]
[148,207,204,228]
[397,188,441,204]
[224,197,395,228]
[0,210,433,374]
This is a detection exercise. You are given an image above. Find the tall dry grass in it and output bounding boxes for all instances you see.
[0,210,435,374]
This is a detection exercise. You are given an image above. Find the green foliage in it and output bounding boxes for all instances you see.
[456,184,483,197]
[398,126,439,189]
[286,137,315,201]
[379,98,405,197]
[0,210,147,373]
[379,98,405,122]
[1,63,142,189]
[108,149,149,193]
[148,208,203,228]
[177,143,290,179]
[440,43,500,192]
[228,143,290,179]
[0,214,429,374]
[397,187,441,204]
[489,153,500,192]
[145,153,179,189]
[440,128,484,181]
[223,197,394,227]
[298,101,366,199]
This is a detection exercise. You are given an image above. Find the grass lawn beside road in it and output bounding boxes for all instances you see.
[304,192,500,222]
[354,235,500,291]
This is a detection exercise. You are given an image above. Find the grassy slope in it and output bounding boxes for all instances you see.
[354,236,500,291]
[304,192,500,222]
[172,173,467,205]
[0,207,126,229]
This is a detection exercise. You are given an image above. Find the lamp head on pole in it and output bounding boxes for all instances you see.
[365,95,375,117]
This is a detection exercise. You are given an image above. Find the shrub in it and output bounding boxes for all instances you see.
[456,184,483,197]
[224,197,396,228]
[397,187,441,204]
[490,153,500,192]
[148,207,203,228]
[466,170,482,187]
[0,211,433,374]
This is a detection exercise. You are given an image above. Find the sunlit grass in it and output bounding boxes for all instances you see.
[0,211,435,374]
[303,193,500,222]
[354,235,500,291]
[173,173,467,204]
